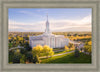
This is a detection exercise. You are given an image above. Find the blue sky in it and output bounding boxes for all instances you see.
[8,8,92,32]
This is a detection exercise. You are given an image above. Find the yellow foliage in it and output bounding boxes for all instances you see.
[16,49,20,54]
[67,35,91,40]
[8,37,11,40]
[65,45,69,52]
[14,37,16,40]
[49,48,54,57]
[27,35,29,37]
[88,41,92,45]
[32,45,54,57]
[70,47,75,50]
[32,45,43,57]
[19,37,23,41]
[43,45,50,52]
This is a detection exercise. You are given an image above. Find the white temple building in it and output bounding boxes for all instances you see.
[29,15,69,48]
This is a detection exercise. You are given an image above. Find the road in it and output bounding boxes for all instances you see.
[9,46,24,51]
[39,51,74,59]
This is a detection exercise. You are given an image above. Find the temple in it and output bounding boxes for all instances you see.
[29,15,69,48]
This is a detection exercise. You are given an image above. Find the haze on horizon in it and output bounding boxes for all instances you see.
[8,8,92,32]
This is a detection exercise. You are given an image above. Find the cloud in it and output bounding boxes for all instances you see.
[18,10,43,18]
[9,20,45,32]
[50,15,91,32]
[9,15,91,32]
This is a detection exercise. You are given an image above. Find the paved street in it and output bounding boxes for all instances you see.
[9,46,24,51]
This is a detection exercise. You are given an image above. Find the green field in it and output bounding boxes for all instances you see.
[41,52,91,63]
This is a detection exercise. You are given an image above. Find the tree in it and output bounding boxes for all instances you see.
[24,42,31,51]
[65,45,70,52]
[68,43,74,49]
[13,49,21,63]
[88,47,91,55]
[43,45,50,58]
[43,45,54,58]
[32,45,43,57]
[9,43,12,49]
[33,55,40,64]
[74,48,80,57]
[26,52,33,63]
[80,47,83,52]
[84,41,92,55]
[32,45,54,58]
[20,55,25,63]
[15,49,20,54]
[9,50,14,63]
[67,43,75,51]
[20,48,27,54]
[9,39,12,43]
[84,45,91,54]
[88,41,92,45]
[13,53,21,63]
[49,48,54,57]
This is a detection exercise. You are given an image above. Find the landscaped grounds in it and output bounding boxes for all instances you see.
[41,52,91,63]
[8,32,92,64]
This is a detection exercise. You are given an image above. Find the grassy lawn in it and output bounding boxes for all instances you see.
[54,49,74,55]
[54,51,66,54]
[41,52,91,63]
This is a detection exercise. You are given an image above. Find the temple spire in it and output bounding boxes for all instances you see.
[47,13,48,21]
[45,13,50,33]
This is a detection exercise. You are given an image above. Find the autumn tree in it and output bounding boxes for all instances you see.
[84,41,92,55]
[67,43,75,51]
[49,48,54,57]
[68,43,74,49]
[65,45,70,52]
[88,41,92,45]
[32,45,54,58]
[43,45,54,58]
[32,45,43,57]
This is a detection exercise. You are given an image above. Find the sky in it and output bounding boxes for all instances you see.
[8,8,92,32]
